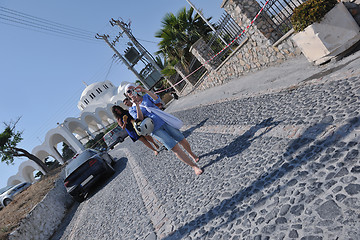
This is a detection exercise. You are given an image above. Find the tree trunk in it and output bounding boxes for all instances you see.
[14,147,50,174]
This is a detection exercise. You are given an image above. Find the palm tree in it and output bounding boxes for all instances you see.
[155,7,213,71]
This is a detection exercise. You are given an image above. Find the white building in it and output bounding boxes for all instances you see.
[7,80,131,186]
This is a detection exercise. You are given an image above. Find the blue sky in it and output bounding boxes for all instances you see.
[0,0,225,187]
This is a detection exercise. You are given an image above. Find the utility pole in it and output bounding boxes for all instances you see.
[186,0,228,46]
[107,19,178,93]
[95,33,144,84]
[110,19,163,74]
[97,19,179,93]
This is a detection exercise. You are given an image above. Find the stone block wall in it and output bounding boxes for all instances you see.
[187,0,302,93]
[8,170,73,240]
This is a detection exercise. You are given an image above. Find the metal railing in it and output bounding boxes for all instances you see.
[259,0,306,41]
[185,11,247,89]
[206,12,247,64]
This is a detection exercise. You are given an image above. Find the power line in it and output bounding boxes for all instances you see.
[29,57,117,141]
[0,6,100,42]
[0,19,101,44]
[137,38,159,44]
[0,6,96,35]
[0,15,96,41]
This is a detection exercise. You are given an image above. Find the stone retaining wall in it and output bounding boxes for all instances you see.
[181,0,360,95]
[183,0,302,95]
[9,170,73,240]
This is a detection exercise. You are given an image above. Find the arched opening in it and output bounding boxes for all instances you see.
[97,109,114,128]
[22,165,37,183]
[48,133,73,163]
[33,156,61,180]
[66,119,92,144]
[83,114,103,135]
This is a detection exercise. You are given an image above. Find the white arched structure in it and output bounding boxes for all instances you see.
[32,144,56,162]
[64,117,95,144]
[7,160,45,186]
[81,112,105,133]
[7,80,133,186]
[95,106,115,127]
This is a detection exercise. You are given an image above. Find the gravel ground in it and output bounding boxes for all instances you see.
[52,52,360,240]
[51,156,155,240]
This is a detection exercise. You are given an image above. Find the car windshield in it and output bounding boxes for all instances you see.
[0,185,13,194]
[103,128,119,143]
[65,149,98,176]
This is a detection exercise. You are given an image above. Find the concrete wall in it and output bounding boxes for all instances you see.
[8,170,73,240]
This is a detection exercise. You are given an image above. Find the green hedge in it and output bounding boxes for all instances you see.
[291,0,338,32]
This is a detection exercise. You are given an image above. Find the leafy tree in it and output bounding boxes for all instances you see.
[84,132,107,150]
[154,55,176,80]
[61,142,75,161]
[0,118,49,173]
[155,7,213,71]
[34,157,61,178]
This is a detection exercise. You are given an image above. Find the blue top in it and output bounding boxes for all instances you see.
[129,94,165,131]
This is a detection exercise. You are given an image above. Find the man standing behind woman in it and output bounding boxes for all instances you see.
[125,83,203,175]
[112,105,161,156]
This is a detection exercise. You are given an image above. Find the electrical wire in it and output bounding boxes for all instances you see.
[0,6,96,35]
[0,14,96,41]
[0,19,101,44]
[0,6,155,144]
[137,38,158,44]
[29,56,117,142]
[0,6,100,43]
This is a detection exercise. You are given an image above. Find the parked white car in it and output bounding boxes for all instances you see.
[0,182,32,209]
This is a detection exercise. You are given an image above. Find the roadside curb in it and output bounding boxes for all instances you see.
[119,148,175,240]
[9,170,73,240]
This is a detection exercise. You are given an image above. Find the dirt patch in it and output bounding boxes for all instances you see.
[0,168,62,240]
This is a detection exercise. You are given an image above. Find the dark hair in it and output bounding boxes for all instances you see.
[123,97,130,102]
[112,105,125,120]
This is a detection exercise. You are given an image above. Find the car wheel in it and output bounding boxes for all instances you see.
[72,194,85,203]
[3,198,12,206]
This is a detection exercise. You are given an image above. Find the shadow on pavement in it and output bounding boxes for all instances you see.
[50,157,128,240]
[182,118,209,138]
[163,116,360,240]
[200,117,281,169]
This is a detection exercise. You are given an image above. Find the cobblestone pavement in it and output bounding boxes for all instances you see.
[51,157,155,240]
[53,54,360,240]
[113,56,360,240]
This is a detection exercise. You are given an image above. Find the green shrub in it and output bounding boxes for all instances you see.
[291,0,338,32]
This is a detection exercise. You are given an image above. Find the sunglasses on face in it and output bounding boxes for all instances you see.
[126,89,133,94]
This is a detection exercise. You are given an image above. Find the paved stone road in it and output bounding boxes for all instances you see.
[53,53,360,240]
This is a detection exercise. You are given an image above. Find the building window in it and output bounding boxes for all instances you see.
[96,88,102,94]
[103,84,108,89]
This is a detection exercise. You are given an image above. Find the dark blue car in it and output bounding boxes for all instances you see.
[64,149,115,202]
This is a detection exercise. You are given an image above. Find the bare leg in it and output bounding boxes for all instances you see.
[144,135,160,149]
[171,144,203,175]
[179,138,199,162]
[139,136,159,156]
